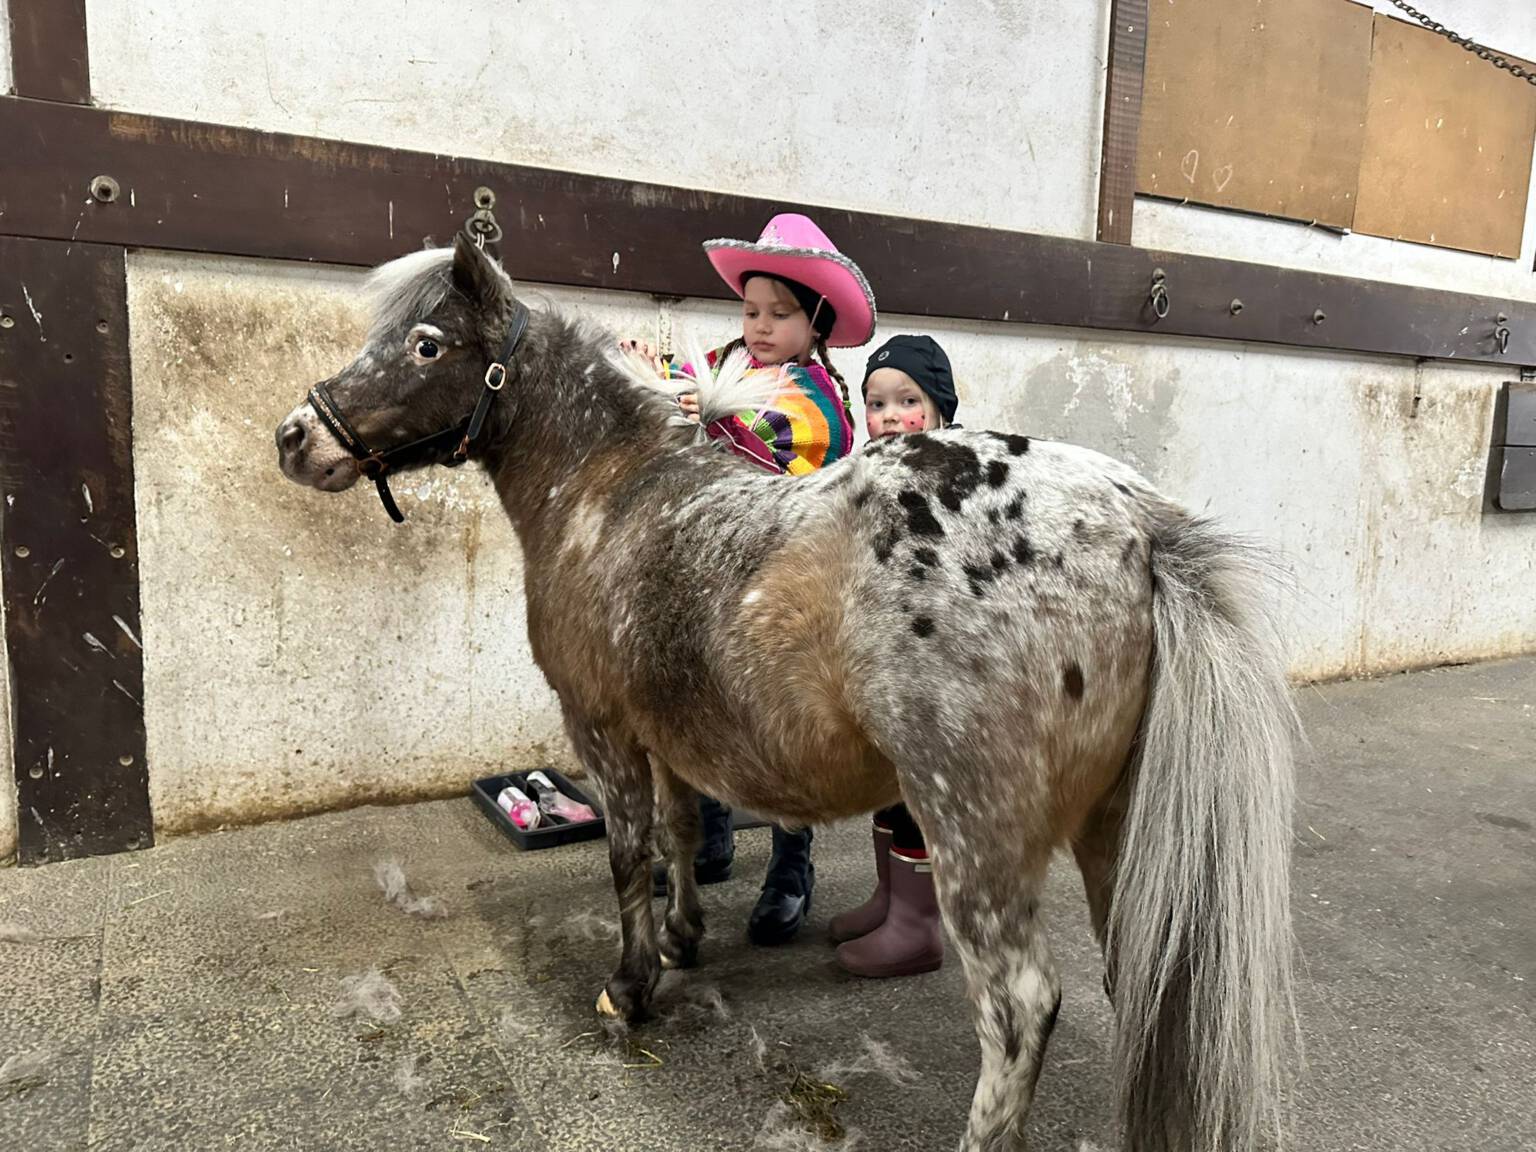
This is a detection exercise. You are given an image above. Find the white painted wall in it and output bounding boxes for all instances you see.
[125,247,1532,839]
[1,0,13,95]
[84,0,1108,241]
[1137,2,1536,299]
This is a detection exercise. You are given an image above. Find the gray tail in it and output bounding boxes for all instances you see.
[1110,504,1300,1152]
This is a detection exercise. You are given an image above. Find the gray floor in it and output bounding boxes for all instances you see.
[1,657,1533,1151]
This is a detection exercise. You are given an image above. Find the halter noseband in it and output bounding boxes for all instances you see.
[306,300,530,523]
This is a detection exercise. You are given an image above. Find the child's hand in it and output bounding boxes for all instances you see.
[677,392,702,423]
[618,338,665,372]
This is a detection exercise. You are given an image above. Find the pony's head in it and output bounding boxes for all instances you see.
[276,235,523,516]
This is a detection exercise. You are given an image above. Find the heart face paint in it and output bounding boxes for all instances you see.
[864,367,943,440]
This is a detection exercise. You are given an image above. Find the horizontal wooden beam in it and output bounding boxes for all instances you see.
[1,97,1532,366]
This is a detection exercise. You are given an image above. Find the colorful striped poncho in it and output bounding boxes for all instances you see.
[666,347,855,476]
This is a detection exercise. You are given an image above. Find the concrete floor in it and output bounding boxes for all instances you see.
[1,657,1533,1151]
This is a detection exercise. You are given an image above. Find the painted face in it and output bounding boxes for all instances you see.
[864,367,943,439]
[741,276,817,367]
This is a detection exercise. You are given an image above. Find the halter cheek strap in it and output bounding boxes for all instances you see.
[306,301,530,524]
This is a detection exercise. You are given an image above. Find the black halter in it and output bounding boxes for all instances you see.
[306,301,530,523]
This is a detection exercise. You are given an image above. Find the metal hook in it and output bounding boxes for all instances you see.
[1496,313,1512,355]
[1148,268,1170,321]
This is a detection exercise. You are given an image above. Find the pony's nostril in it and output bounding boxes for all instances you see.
[278,421,306,453]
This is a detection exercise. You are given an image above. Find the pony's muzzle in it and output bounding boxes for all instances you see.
[276,401,359,492]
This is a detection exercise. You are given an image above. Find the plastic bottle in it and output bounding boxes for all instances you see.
[495,784,542,830]
[526,771,598,822]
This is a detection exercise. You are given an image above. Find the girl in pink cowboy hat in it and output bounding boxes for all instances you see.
[630,211,877,945]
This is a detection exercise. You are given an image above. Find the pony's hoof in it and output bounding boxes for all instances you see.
[596,989,621,1019]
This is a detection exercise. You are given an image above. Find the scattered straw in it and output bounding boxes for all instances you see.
[332,969,403,1024]
[374,860,448,919]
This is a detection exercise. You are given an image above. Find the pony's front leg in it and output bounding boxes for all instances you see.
[566,715,660,1023]
[652,757,705,970]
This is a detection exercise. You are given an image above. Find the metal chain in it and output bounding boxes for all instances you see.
[1385,1,1536,86]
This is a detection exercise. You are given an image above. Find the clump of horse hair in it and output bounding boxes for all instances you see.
[816,1034,920,1088]
[393,1053,428,1098]
[614,332,786,430]
[653,972,730,1025]
[754,1100,864,1150]
[373,859,448,919]
[0,923,42,944]
[332,968,403,1024]
[540,909,620,943]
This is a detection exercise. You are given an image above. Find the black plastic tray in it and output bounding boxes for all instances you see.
[472,769,606,850]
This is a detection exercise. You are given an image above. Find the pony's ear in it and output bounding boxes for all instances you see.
[451,231,512,314]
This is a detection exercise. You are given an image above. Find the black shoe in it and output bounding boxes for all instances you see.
[747,825,815,945]
[747,882,812,945]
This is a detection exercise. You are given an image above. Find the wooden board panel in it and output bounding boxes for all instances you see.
[1,97,1534,366]
[1097,0,1149,244]
[8,0,91,104]
[1137,0,1374,227]
[1353,15,1536,259]
[0,239,153,864]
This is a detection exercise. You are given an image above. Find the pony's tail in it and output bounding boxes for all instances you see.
[1110,503,1300,1152]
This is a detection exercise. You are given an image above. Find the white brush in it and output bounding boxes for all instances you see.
[613,331,786,435]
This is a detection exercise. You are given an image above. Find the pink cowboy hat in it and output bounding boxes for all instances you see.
[703,213,877,348]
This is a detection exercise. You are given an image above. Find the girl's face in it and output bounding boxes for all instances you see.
[864,368,942,439]
[741,277,817,366]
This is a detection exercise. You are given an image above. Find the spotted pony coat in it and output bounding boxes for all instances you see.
[276,236,1300,1152]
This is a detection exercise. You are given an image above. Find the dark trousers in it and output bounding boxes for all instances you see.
[874,803,926,853]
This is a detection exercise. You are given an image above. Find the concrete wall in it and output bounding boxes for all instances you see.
[2,1,1533,853]
[1,563,14,863]
[83,0,1108,240]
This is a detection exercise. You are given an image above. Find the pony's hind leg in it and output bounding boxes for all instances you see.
[904,777,1061,1152]
[651,757,705,970]
[564,712,660,1022]
[1071,786,1128,1002]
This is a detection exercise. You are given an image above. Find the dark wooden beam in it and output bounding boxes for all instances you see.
[0,238,153,865]
[1097,0,1148,244]
[8,0,91,104]
[1,96,1532,366]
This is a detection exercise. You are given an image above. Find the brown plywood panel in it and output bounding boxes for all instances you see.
[1137,0,1374,227]
[1353,15,1536,258]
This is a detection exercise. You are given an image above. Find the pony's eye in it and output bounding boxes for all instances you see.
[415,338,440,360]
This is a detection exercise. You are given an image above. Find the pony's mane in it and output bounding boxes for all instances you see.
[363,248,457,341]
